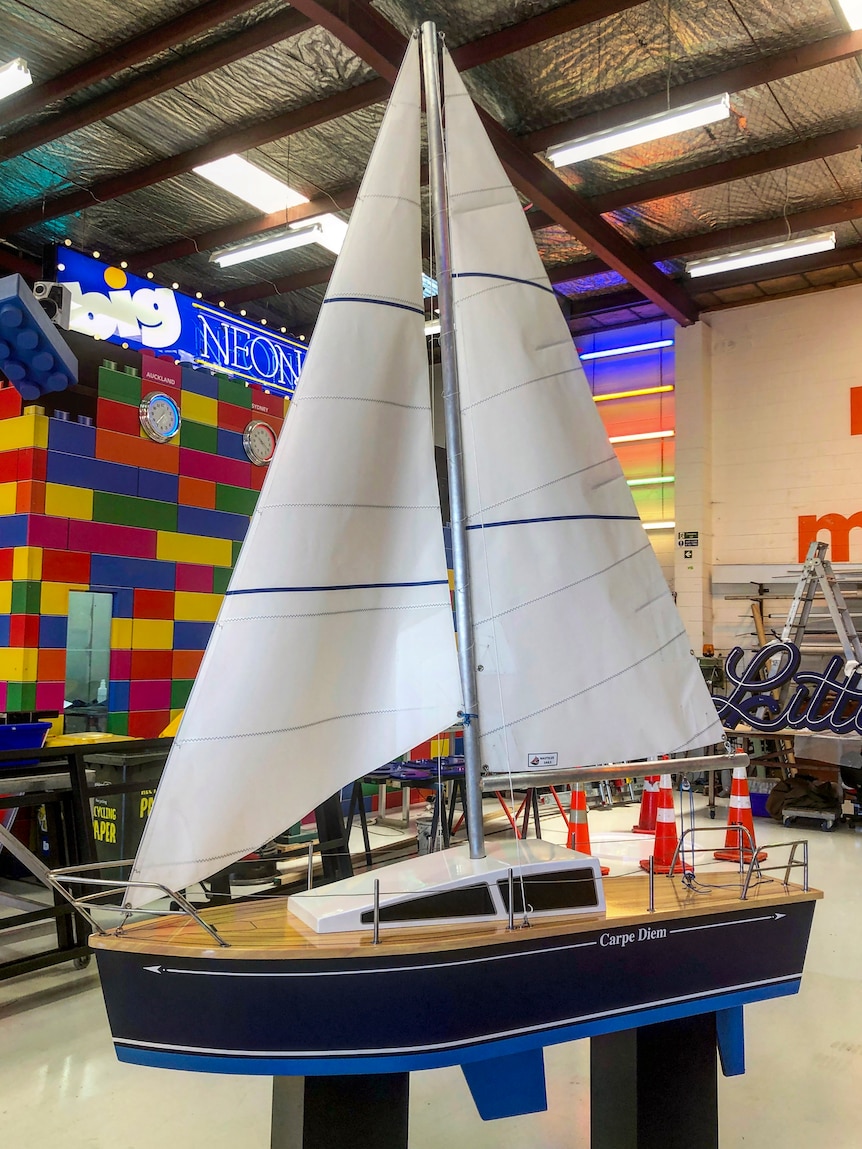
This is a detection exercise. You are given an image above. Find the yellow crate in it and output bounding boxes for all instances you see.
[180,391,219,427]
[174,590,222,622]
[0,648,39,682]
[156,530,232,568]
[0,482,17,516]
[44,482,94,521]
[131,618,174,650]
[0,413,48,451]
[12,546,43,581]
[110,617,133,649]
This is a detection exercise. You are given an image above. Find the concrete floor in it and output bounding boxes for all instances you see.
[1,794,860,1147]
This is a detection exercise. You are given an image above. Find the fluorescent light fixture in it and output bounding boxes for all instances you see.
[211,224,323,268]
[609,429,675,444]
[627,476,675,486]
[422,274,438,298]
[290,213,347,255]
[425,319,441,336]
[686,231,836,278]
[580,338,673,361]
[193,155,308,214]
[836,0,862,30]
[593,384,674,403]
[0,58,31,101]
[548,94,730,166]
[642,520,676,530]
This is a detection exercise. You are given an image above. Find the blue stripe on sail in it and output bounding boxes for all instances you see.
[323,296,424,315]
[467,514,640,531]
[452,272,556,296]
[226,580,449,595]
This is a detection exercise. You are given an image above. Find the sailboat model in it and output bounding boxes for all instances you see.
[76,25,818,1136]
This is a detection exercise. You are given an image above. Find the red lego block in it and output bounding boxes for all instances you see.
[35,682,65,711]
[9,614,39,647]
[110,649,132,679]
[130,650,173,680]
[133,588,175,620]
[98,398,143,438]
[38,649,66,681]
[178,475,216,509]
[217,402,250,434]
[68,520,157,559]
[0,681,7,711]
[180,447,250,488]
[0,548,12,580]
[249,463,267,491]
[0,385,23,420]
[0,452,16,483]
[41,548,91,583]
[17,448,47,482]
[128,710,170,739]
[16,480,45,515]
[27,515,69,548]
[172,649,204,679]
[176,563,213,592]
[250,390,285,420]
[96,428,180,475]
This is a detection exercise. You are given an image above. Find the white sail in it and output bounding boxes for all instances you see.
[129,38,461,905]
[441,49,722,773]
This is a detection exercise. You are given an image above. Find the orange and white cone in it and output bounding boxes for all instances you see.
[632,775,661,834]
[640,774,686,875]
[714,764,767,862]
[567,784,609,875]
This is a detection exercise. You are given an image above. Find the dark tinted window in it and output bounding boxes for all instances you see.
[497,868,598,913]
[360,883,495,924]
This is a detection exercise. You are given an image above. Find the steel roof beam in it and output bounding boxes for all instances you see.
[0,0,264,127]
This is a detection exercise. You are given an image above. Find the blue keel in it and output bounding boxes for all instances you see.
[461,1047,547,1120]
[716,1006,745,1076]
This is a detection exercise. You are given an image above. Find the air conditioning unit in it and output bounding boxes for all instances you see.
[33,281,71,329]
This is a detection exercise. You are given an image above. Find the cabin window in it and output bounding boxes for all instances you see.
[359,883,495,924]
[497,868,598,914]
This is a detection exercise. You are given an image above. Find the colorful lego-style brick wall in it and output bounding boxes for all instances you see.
[0,355,285,736]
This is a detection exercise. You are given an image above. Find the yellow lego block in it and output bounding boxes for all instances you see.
[0,413,49,451]
[0,648,39,682]
[0,482,17,516]
[174,590,221,623]
[111,618,133,648]
[40,582,69,615]
[132,618,174,650]
[180,391,219,427]
[44,482,94,521]
[156,530,232,568]
[0,582,11,614]
[12,547,43,581]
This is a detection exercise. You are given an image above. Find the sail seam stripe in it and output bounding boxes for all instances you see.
[323,296,424,315]
[461,366,580,411]
[226,580,448,595]
[465,456,618,518]
[262,503,440,510]
[452,271,555,296]
[467,513,639,530]
[480,628,690,737]
[225,604,449,621]
[178,705,428,748]
[668,717,723,754]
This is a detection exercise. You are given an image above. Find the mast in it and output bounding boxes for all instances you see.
[420,21,485,859]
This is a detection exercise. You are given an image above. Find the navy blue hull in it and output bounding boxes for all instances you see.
[95,898,815,1076]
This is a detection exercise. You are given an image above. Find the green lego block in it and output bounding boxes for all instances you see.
[11,580,41,614]
[215,484,259,517]
[231,539,243,564]
[106,712,129,736]
[180,419,218,453]
[6,681,36,710]
[93,491,177,532]
[212,566,232,595]
[217,374,253,408]
[170,679,194,709]
[98,366,142,406]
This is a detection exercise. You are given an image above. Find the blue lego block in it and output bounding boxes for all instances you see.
[138,468,179,503]
[173,620,214,650]
[90,555,175,591]
[103,586,134,617]
[0,616,10,646]
[0,514,28,546]
[216,427,248,462]
[47,418,96,457]
[178,504,248,542]
[181,365,219,398]
[108,680,130,712]
[39,615,68,647]
[0,274,78,399]
[46,451,138,496]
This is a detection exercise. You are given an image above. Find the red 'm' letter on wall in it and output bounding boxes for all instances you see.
[798,513,862,562]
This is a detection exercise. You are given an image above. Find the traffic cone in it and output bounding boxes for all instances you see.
[632,775,661,834]
[640,774,686,875]
[714,764,767,863]
[567,785,609,875]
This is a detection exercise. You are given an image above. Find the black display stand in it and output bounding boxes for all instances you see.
[271,1074,409,1149]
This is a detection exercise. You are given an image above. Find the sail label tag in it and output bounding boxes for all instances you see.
[528,752,558,768]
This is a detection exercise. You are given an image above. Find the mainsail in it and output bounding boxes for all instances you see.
[129,39,461,905]
[441,49,723,772]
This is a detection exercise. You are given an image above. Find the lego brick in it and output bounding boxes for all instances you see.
[249,462,267,491]
[11,580,40,614]
[156,530,231,568]
[98,397,142,437]
[212,566,232,595]
[16,480,45,514]
[174,590,221,623]
[141,353,181,390]
[0,615,9,645]
[91,553,174,591]
[169,707,183,724]
[47,418,96,457]
[0,453,16,483]
[39,614,67,648]
[179,446,250,488]
[178,504,248,542]
[178,475,216,509]
[35,681,64,711]
[215,483,259,517]
[9,613,39,647]
[216,401,251,434]
[110,618,133,648]
[37,648,66,681]
[46,450,138,496]
[0,275,78,398]
[106,712,129,736]
[12,546,42,581]
[131,649,173,679]
[0,515,27,547]
[180,419,218,454]
[17,447,47,482]
[0,648,38,682]
[27,516,69,549]
[108,680,130,711]
[250,389,286,419]
[231,539,243,565]
[109,649,132,679]
[133,588,174,620]
[129,680,171,711]
[0,681,6,710]
[92,490,177,533]
[40,582,82,615]
[171,679,194,709]
[138,468,179,503]
[41,548,90,583]
[181,365,219,398]
[0,482,16,515]
[6,681,37,710]
[104,586,134,617]
[0,412,49,451]
[0,384,23,419]
[68,520,157,559]
[218,375,253,408]
[173,620,213,650]
[181,390,219,427]
[44,481,94,521]
[96,428,179,475]
[216,427,248,462]
[98,366,141,406]
[0,549,11,580]
[131,618,173,650]
[172,649,204,679]
[175,562,213,592]
[128,710,170,739]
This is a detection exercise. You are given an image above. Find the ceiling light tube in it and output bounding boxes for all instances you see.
[0,58,31,101]
[627,476,675,486]
[548,94,730,166]
[686,231,836,278]
[642,520,676,530]
[193,155,308,214]
[211,224,323,267]
[593,384,674,403]
[290,213,347,255]
[609,430,675,444]
[580,338,673,361]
